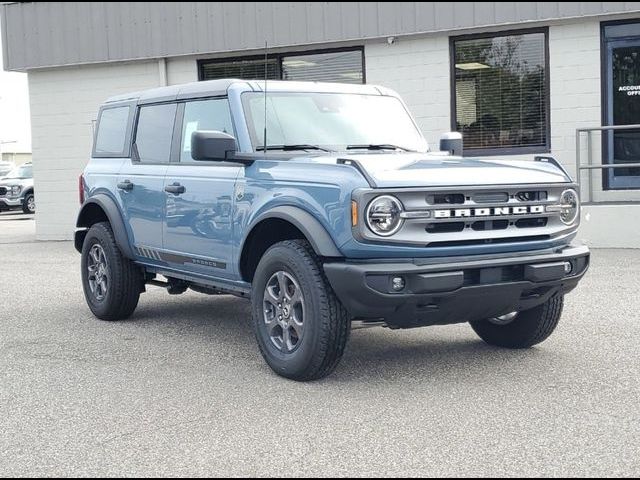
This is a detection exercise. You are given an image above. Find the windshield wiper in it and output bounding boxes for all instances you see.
[256,144,332,152]
[346,144,413,152]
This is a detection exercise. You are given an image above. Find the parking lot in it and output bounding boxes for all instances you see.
[1,213,639,477]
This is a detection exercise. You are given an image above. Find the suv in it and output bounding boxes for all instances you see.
[76,80,589,381]
[0,163,35,214]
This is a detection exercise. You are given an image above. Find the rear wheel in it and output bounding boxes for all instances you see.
[251,239,350,381]
[22,193,35,214]
[81,222,143,321]
[470,294,564,348]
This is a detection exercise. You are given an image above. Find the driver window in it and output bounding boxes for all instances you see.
[181,98,234,162]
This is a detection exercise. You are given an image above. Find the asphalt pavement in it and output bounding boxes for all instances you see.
[1,214,639,477]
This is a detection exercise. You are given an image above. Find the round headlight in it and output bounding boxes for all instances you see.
[559,189,579,225]
[366,195,404,236]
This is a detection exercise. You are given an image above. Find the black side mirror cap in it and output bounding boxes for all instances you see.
[439,132,463,157]
[191,130,237,161]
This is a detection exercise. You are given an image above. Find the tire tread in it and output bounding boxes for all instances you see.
[82,222,142,321]
[253,239,350,381]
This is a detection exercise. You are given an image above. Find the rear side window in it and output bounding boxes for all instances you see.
[94,106,130,156]
[134,103,177,163]
[180,98,234,162]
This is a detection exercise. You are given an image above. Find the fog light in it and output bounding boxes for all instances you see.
[564,262,573,274]
[392,276,406,291]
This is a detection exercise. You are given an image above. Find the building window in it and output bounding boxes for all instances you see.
[199,48,364,85]
[451,29,549,155]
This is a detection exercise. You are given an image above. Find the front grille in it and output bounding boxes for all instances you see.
[0,187,7,196]
[380,184,573,247]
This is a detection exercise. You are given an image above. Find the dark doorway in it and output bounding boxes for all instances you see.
[603,21,640,190]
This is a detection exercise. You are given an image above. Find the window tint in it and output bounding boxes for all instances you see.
[181,99,234,162]
[135,103,177,163]
[95,106,130,156]
[452,31,548,154]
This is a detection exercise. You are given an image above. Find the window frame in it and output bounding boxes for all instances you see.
[197,46,366,84]
[131,101,179,165]
[449,27,551,157]
[92,104,135,158]
[173,96,239,165]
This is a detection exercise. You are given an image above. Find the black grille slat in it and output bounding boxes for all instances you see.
[516,217,548,229]
[473,192,509,204]
[471,220,509,231]
[426,222,465,233]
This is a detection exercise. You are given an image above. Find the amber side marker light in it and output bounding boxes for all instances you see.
[351,201,358,227]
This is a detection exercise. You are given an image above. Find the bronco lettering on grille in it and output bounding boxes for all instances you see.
[434,205,545,219]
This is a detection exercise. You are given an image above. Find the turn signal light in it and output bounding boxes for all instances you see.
[351,200,358,227]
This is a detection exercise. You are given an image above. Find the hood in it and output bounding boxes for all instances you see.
[315,153,570,188]
[0,177,31,186]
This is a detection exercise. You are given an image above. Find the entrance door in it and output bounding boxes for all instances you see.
[603,23,640,190]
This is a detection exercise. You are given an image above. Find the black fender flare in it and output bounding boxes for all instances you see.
[74,194,134,258]
[242,206,343,258]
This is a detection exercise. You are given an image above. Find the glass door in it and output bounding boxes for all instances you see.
[603,23,640,190]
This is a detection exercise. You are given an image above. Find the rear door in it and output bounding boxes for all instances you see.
[162,98,241,279]
[117,103,176,254]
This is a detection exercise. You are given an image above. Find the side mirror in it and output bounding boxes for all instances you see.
[191,130,237,161]
[439,132,463,157]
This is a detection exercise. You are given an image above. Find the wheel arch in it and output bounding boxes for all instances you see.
[75,194,134,258]
[239,206,343,283]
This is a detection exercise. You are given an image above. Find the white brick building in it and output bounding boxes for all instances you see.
[2,2,640,245]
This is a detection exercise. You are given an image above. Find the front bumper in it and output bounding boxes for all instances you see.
[323,244,590,328]
[0,197,23,208]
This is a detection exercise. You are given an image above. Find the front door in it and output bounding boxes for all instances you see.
[603,22,640,190]
[162,98,241,279]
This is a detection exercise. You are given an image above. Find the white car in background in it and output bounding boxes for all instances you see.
[0,163,35,214]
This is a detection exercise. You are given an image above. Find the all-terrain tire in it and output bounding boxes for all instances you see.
[81,221,143,321]
[251,239,351,381]
[470,294,564,349]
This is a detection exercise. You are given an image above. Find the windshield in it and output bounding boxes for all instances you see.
[242,92,428,152]
[4,165,32,179]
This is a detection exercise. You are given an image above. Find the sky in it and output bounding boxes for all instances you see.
[0,28,31,153]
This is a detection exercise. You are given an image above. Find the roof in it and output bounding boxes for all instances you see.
[104,78,389,105]
[4,2,640,72]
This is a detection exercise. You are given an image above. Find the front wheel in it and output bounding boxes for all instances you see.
[470,294,564,349]
[251,240,350,381]
[22,193,35,214]
[81,222,143,321]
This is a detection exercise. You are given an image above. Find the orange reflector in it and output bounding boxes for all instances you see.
[351,201,358,226]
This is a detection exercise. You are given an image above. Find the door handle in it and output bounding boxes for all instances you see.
[165,182,186,195]
[117,180,134,191]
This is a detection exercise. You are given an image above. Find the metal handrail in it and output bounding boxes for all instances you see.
[575,124,640,202]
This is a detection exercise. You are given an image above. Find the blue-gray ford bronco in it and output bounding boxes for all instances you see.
[76,79,589,380]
